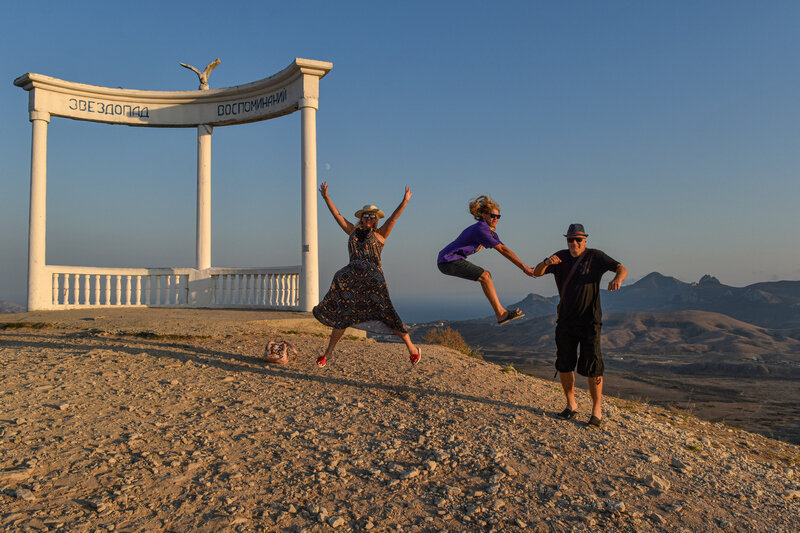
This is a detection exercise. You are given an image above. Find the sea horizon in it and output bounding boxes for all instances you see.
[392,297,495,324]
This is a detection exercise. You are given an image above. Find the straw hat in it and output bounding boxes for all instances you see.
[354,204,385,219]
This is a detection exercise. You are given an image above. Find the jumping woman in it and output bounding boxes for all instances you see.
[437,195,534,325]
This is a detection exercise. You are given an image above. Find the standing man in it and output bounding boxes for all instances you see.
[533,224,627,427]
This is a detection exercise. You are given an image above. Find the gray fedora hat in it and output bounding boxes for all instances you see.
[564,223,588,237]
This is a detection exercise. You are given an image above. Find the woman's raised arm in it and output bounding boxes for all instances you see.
[320,181,355,234]
[376,186,412,240]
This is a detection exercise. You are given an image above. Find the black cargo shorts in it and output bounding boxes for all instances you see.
[554,322,604,377]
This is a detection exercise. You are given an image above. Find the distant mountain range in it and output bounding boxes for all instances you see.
[603,273,800,329]
[0,300,25,314]
[447,273,800,329]
[411,273,800,359]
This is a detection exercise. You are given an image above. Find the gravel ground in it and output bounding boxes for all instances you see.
[1,309,799,532]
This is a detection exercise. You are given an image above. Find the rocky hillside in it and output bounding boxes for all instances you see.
[1,309,798,532]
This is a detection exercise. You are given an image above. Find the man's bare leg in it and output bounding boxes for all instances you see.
[588,376,603,420]
[559,371,579,412]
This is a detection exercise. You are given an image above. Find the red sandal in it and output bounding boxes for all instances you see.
[409,348,421,365]
[316,355,327,367]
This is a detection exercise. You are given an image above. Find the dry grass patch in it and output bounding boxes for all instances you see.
[0,322,52,330]
[118,331,212,340]
[423,327,483,359]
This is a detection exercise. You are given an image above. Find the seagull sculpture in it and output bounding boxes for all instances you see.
[180,58,221,90]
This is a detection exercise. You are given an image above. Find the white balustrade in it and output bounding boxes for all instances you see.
[41,265,300,310]
[209,267,300,310]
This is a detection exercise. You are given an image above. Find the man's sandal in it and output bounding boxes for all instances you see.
[587,415,602,428]
[557,408,577,420]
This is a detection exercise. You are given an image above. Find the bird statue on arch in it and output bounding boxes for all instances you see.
[180,58,221,90]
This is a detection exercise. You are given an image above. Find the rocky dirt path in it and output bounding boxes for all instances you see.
[1,310,798,532]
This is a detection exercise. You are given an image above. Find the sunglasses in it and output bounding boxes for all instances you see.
[489,213,501,219]
[566,237,584,243]
[361,213,377,219]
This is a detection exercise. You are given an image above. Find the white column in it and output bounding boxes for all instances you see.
[196,124,212,270]
[27,111,50,311]
[299,102,319,312]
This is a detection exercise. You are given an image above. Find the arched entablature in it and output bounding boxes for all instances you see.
[14,58,331,127]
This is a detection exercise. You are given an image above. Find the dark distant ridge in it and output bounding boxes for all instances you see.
[490,273,800,329]
[0,300,25,313]
[414,273,800,330]
[507,292,558,319]
[602,273,800,328]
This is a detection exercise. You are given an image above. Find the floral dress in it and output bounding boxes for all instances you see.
[313,228,407,333]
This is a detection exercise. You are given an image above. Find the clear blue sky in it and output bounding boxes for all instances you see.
[1,1,798,321]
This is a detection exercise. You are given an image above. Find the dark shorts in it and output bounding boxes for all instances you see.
[555,322,604,377]
[437,259,485,282]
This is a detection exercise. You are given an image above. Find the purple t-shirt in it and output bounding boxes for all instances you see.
[437,220,503,263]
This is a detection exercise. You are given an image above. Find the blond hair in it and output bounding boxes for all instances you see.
[468,195,499,220]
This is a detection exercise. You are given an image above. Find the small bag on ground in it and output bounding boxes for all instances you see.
[263,340,298,365]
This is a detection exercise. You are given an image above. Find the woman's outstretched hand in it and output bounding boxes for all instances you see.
[319,181,353,234]
[403,186,412,203]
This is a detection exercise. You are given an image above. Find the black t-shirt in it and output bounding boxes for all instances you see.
[542,248,619,325]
